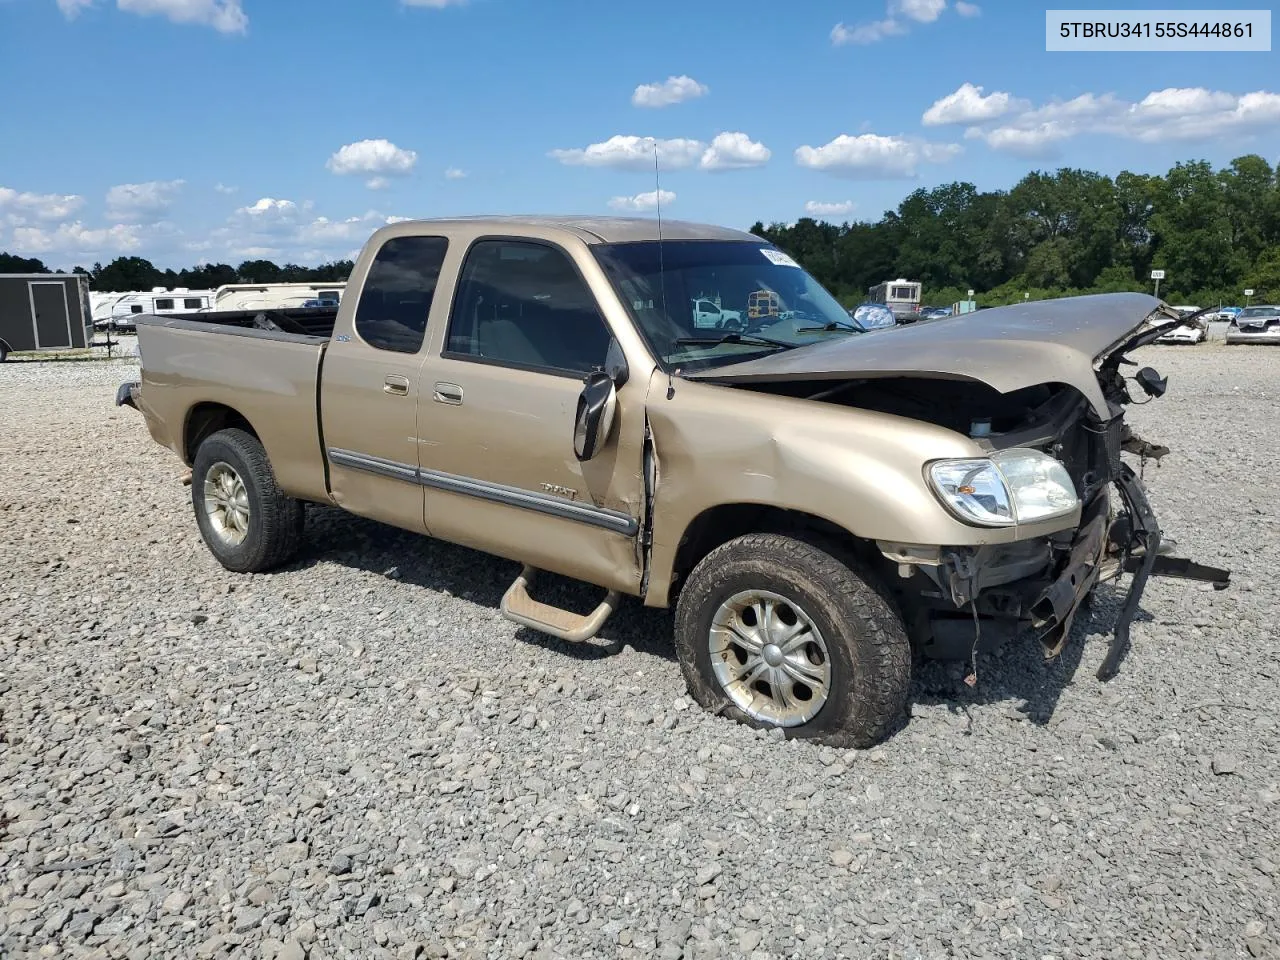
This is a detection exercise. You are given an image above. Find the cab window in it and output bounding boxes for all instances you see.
[354,236,450,353]
[445,239,611,376]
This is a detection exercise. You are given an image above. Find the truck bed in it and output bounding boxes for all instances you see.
[133,309,334,503]
[152,306,340,341]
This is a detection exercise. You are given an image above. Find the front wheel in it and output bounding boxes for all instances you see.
[674,533,911,748]
[191,428,304,573]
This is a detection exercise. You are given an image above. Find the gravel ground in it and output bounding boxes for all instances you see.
[2,341,1277,960]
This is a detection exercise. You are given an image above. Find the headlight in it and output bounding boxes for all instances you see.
[927,448,1078,527]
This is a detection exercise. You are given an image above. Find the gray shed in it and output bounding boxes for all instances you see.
[0,273,93,361]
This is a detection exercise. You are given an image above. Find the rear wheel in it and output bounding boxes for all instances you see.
[674,532,911,748]
[191,428,304,572]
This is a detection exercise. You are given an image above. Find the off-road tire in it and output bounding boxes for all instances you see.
[674,532,911,748]
[191,428,304,573]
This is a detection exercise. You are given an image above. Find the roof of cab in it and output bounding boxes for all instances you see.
[378,215,761,244]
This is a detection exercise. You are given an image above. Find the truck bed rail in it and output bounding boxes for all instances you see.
[136,306,339,342]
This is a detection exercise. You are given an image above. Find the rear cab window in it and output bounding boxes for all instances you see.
[354,236,450,353]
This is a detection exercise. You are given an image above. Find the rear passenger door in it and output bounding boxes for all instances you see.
[416,237,645,593]
[320,235,449,534]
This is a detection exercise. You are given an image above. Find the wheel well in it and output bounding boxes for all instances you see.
[184,403,258,464]
[668,504,884,606]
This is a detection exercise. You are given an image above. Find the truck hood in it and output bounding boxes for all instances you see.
[684,292,1169,418]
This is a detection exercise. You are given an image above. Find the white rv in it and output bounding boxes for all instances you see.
[208,282,345,313]
[868,278,923,318]
[93,288,215,331]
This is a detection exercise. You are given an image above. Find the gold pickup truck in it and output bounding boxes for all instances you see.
[117,216,1228,747]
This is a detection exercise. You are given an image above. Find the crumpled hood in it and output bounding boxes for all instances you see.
[685,292,1168,418]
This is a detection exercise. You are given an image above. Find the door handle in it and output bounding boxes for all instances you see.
[383,375,410,396]
[433,382,464,405]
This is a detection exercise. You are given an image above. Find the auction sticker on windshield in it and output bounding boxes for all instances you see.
[760,249,801,268]
[1046,9,1271,50]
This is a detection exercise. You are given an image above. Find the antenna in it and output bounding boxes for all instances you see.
[653,139,676,399]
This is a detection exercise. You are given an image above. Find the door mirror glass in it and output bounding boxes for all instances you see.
[574,371,618,462]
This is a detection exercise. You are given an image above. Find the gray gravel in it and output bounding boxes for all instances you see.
[2,342,1278,960]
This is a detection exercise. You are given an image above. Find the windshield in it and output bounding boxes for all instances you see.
[1239,306,1278,318]
[592,240,862,371]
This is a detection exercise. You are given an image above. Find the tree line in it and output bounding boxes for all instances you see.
[752,154,1280,309]
[0,253,354,292]
[4,154,1279,306]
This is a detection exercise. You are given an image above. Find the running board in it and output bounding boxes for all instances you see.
[500,565,619,642]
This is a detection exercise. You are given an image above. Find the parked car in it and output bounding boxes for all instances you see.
[1154,305,1208,345]
[1212,306,1242,323]
[1225,304,1280,344]
[115,216,1229,748]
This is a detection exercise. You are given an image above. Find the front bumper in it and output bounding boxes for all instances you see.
[916,463,1228,679]
[1226,326,1280,344]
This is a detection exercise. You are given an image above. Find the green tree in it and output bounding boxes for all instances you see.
[0,252,51,273]
[93,256,163,292]
[237,259,283,283]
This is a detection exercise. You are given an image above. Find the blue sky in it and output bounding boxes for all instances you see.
[1,0,1277,269]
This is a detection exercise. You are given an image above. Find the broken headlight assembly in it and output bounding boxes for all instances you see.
[927,448,1079,527]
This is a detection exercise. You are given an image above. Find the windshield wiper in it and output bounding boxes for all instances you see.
[794,320,863,334]
[673,333,796,350]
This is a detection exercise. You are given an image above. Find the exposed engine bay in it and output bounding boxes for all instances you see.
[731,307,1231,681]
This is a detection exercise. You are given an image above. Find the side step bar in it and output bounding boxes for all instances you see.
[500,565,619,643]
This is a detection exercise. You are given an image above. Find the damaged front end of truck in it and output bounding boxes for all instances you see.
[689,292,1231,680]
[879,300,1232,679]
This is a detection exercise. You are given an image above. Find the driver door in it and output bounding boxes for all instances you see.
[416,236,645,593]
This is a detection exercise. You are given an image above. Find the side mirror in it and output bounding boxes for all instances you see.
[574,370,618,462]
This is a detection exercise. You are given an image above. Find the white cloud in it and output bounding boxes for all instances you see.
[832,0,961,45]
[958,86,1280,155]
[234,197,300,222]
[804,200,857,217]
[213,182,237,194]
[831,19,905,44]
[0,187,85,223]
[326,139,419,188]
[607,190,676,212]
[105,179,185,222]
[698,132,770,171]
[12,221,142,256]
[923,83,1024,126]
[366,177,391,191]
[217,202,404,262]
[893,0,946,22]
[795,134,961,178]
[231,245,281,259]
[549,135,706,171]
[62,0,249,33]
[444,167,468,179]
[631,75,709,109]
[955,1,981,15]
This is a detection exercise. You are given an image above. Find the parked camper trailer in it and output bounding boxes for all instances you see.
[0,273,93,361]
[868,278,922,318]
[94,288,216,332]
[208,282,345,313]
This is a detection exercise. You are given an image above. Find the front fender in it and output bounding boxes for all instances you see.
[642,375,1079,606]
